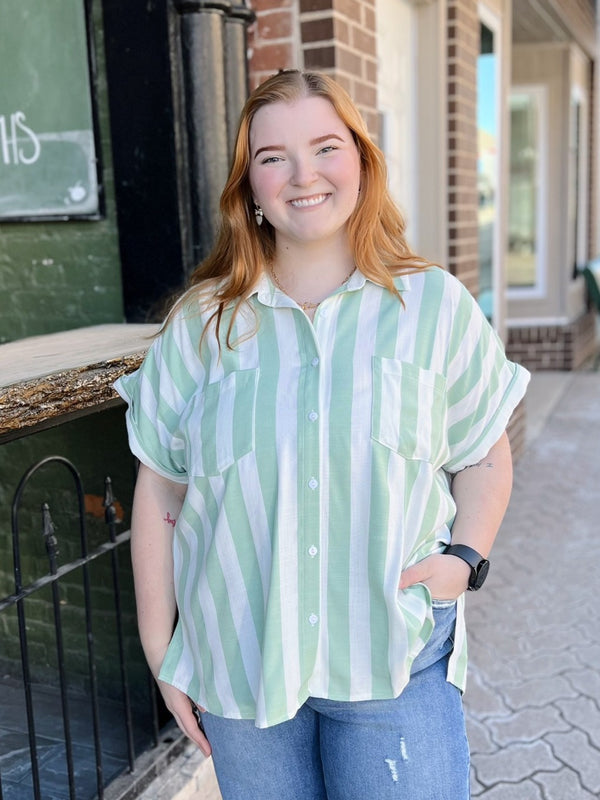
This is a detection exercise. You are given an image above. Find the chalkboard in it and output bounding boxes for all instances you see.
[0,0,100,220]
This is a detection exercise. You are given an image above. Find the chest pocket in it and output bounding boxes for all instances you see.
[371,358,448,464]
[184,368,258,476]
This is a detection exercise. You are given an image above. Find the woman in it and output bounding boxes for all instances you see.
[116,70,529,799]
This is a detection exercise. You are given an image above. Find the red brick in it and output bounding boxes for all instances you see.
[251,42,295,72]
[256,10,294,40]
[303,45,336,69]
[334,0,361,22]
[351,25,376,56]
[352,79,377,108]
[301,17,334,43]
[300,0,333,11]
[363,5,375,31]
[333,17,351,45]
[336,45,362,75]
[253,0,293,10]
[364,57,377,84]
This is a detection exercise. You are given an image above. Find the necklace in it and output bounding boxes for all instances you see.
[270,266,356,311]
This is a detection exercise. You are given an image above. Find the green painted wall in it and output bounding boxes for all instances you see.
[0,1,124,344]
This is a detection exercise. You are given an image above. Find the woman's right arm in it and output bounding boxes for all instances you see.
[131,463,211,755]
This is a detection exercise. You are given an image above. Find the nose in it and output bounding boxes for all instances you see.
[290,156,317,187]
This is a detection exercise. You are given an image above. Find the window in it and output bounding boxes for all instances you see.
[477,20,498,321]
[507,87,547,295]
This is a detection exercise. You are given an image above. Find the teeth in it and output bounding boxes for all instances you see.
[290,194,328,208]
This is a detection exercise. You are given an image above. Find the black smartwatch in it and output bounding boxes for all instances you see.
[443,544,489,591]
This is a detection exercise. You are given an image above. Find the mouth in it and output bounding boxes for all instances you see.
[288,193,330,208]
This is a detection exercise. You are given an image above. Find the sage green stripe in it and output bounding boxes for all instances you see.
[327,295,361,699]
[412,267,445,368]
[368,292,402,685]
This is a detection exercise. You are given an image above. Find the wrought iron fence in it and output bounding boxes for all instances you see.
[0,456,162,800]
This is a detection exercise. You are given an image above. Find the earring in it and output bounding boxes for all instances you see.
[254,204,264,226]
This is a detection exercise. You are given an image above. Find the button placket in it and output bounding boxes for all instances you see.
[299,334,322,648]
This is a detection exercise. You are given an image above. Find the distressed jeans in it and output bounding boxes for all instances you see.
[200,601,470,800]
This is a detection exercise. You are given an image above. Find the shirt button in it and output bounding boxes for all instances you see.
[308,545,318,557]
[308,477,319,490]
[309,614,319,626]
[311,357,319,367]
[308,410,318,422]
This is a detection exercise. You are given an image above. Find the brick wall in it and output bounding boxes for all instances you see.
[447,0,479,295]
[506,310,597,371]
[248,0,378,135]
[248,0,299,88]
[507,399,527,461]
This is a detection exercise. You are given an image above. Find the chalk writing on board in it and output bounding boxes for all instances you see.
[0,129,98,218]
[0,111,41,165]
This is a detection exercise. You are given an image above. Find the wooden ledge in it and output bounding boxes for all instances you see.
[0,324,159,440]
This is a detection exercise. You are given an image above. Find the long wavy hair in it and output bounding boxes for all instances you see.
[165,70,430,345]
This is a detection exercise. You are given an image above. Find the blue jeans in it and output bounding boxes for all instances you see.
[200,602,469,800]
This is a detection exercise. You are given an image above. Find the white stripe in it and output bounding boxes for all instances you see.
[273,310,302,716]
[384,452,412,693]
[189,480,239,715]
[171,514,206,696]
[210,477,262,703]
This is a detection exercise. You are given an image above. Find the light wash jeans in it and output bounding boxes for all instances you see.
[200,601,469,800]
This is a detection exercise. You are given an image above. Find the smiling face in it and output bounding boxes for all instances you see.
[248,95,362,250]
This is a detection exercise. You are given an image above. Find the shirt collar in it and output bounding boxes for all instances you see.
[250,268,411,308]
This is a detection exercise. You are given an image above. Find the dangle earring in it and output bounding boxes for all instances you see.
[254,203,264,227]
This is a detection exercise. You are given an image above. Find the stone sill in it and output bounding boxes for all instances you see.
[0,324,159,442]
[104,728,221,800]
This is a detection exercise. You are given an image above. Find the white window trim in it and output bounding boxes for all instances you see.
[570,84,589,271]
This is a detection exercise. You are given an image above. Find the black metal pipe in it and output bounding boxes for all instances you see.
[224,5,255,159]
[173,0,231,264]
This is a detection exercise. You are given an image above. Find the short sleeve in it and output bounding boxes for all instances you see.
[443,279,530,473]
[114,312,205,482]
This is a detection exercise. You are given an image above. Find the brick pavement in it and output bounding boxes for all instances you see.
[465,371,600,799]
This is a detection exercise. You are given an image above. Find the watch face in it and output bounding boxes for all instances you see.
[470,559,490,590]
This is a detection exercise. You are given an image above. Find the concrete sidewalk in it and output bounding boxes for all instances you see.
[465,369,600,798]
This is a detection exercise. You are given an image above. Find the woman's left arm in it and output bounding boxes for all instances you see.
[399,431,513,598]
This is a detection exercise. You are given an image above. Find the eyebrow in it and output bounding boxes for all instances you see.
[253,133,345,160]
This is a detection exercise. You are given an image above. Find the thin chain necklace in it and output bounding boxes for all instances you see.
[269,266,356,311]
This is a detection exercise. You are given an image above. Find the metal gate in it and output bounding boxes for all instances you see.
[0,456,162,800]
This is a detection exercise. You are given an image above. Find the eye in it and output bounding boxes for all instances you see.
[260,155,283,164]
[318,145,338,155]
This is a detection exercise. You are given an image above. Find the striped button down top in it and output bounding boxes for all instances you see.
[115,266,530,728]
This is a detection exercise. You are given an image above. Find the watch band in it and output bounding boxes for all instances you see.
[443,544,490,591]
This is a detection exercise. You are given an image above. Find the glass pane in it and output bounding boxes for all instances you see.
[477,23,497,320]
[507,93,538,288]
